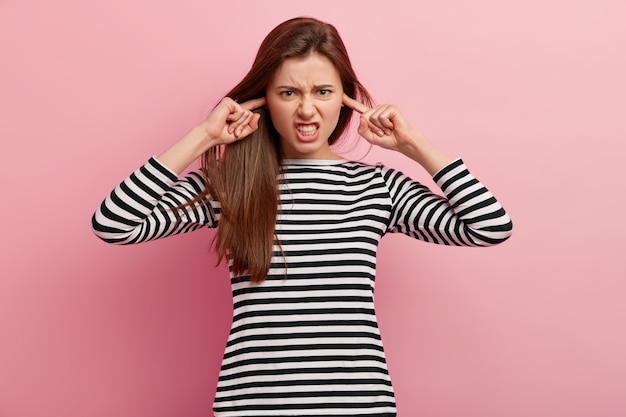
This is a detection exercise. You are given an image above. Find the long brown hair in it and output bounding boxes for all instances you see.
[201,17,373,283]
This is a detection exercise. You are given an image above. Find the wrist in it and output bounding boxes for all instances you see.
[399,133,452,177]
[396,129,427,160]
[156,126,219,175]
[188,125,219,154]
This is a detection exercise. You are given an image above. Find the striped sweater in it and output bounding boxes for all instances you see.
[92,157,512,416]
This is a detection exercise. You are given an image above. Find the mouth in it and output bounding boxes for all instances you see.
[295,123,320,143]
[295,123,319,136]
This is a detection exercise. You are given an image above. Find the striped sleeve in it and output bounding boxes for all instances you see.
[91,157,219,244]
[380,158,512,246]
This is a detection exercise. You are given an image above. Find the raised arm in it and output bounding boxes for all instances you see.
[381,160,513,246]
[157,97,266,174]
[343,94,512,245]
[92,97,266,244]
[343,94,451,176]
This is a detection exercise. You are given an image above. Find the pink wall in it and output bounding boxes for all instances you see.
[1,0,624,416]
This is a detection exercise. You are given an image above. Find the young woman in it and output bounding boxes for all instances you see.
[92,17,512,417]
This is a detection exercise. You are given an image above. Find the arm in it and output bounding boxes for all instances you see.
[342,95,451,175]
[157,97,266,174]
[381,159,513,246]
[91,157,217,244]
[342,94,512,245]
[92,97,267,244]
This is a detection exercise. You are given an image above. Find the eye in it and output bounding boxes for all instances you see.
[318,89,331,96]
[280,90,294,97]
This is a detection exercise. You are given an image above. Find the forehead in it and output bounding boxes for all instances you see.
[269,53,341,87]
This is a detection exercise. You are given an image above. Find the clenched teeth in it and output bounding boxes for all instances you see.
[296,124,318,135]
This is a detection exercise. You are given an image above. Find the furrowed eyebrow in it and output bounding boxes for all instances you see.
[275,84,336,90]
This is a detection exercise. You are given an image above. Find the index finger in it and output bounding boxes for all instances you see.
[241,97,267,111]
[342,94,370,114]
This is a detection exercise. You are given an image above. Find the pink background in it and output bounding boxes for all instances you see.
[1,0,625,416]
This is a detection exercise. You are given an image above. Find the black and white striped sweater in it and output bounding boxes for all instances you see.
[92,157,512,416]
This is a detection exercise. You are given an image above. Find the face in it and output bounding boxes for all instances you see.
[266,53,344,159]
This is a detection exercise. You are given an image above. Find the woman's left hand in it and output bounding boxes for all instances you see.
[342,94,452,176]
[342,94,420,153]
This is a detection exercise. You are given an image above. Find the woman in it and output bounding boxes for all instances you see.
[93,16,512,417]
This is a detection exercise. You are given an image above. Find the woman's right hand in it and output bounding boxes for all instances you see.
[200,97,267,146]
[156,97,266,175]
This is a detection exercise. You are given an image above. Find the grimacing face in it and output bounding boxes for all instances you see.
[266,53,344,159]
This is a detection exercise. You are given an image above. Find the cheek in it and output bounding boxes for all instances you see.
[266,101,292,127]
[324,101,343,124]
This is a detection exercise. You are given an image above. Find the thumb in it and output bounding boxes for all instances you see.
[358,117,375,143]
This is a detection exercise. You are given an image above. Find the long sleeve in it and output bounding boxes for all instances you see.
[91,157,220,244]
[381,158,512,246]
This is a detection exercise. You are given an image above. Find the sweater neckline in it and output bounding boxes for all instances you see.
[281,158,348,166]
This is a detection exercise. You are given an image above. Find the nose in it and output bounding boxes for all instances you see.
[297,95,316,119]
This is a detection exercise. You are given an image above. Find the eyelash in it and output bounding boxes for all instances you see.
[279,89,333,97]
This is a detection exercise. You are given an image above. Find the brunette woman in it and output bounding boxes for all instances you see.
[93,16,512,417]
